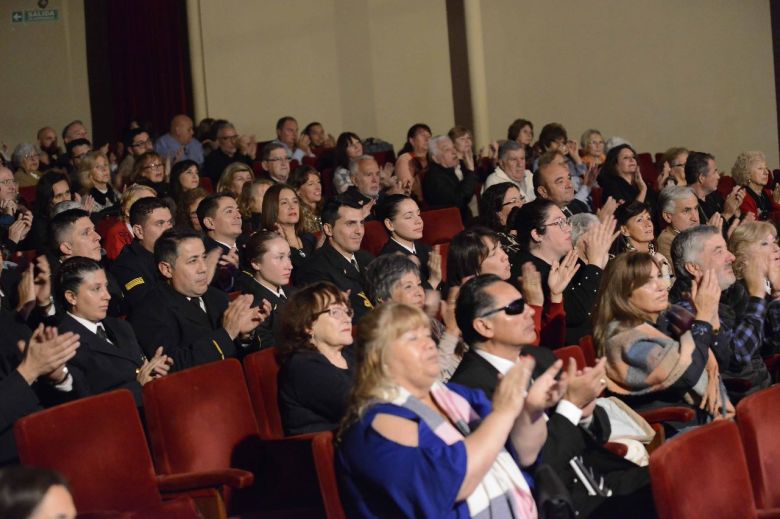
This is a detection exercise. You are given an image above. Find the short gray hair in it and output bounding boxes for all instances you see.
[658,185,696,214]
[579,129,602,150]
[364,253,420,305]
[428,135,451,160]
[349,155,377,180]
[498,140,523,162]
[670,225,720,280]
[12,143,38,168]
[605,136,632,154]
[570,213,599,247]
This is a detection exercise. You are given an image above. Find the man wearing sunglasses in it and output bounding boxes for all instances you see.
[450,275,654,518]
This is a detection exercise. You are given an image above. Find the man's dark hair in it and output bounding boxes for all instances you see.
[65,138,91,157]
[456,274,502,345]
[276,116,296,131]
[129,196,170,227]
[154,227,203,266]
[302,121,321,138]
[538,123,567,151]
[50,208,90,253]
[0,466,70,519]
[54,256,103,310]
[261,141,286,161]
[685,151,716,186]
[196,192,234,231]
[123,127,150,149]
[321,197,362,228]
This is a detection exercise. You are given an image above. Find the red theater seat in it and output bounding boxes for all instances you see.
[242,348,284,439]
[312,431,346,519]
[736,384,780,509]
[421,207,464,246]
[361,220,388,256]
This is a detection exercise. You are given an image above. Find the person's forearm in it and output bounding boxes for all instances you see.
[509,408,547,467]
[458,408,516,500]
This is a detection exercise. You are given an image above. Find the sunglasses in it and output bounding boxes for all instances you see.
[479,298,526,318]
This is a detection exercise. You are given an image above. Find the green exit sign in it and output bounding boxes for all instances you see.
[10,9,59,24]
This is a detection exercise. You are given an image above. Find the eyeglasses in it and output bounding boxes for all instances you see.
[218,134,239,141]
[266,157,290,163]
[143,163,164,170]
[479,298,526,318]
[315,305,354,320]
[543,217,571,230]
[670,163,686,168]
[502,195,524,206]
[131,139,151,148]
[0,179,18,186]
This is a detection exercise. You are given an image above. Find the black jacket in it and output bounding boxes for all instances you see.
[110,240,159,315]
[233,270,289,353]
[379,239,435,288]
[422,160,477,222]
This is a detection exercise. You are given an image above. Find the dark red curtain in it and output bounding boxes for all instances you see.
[84,0,193,147]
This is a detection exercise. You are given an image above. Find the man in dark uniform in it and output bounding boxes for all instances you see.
[197,192,244,292]
[296,198,374,322]
[129,228,266,372]
[111,197,173,314]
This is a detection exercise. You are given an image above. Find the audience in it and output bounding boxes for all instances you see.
[341,155,382,216]
[115,127,154,188]
[76,151,119,214]
[155,114,204,167]
[686,150,743,224]
[261,183,316,278]
[483,140,535,202]
[274,116,311,163]
[655,185,701,265]
[333,132,364,194]
[598,144,648,204]
[216,161,254,197]
[0,466,76,518]
[580,128,606,169]
[13,144,43,188]
[507,117,535,163]
[394,123,431,201]
[197,192,243,291]
[288,165,323,234]
[102,184,156,261]
[130,151,168,197]
[422,135,477,221]
[535,150,590,216]
[260,141,291,184]
[177,186,209,232]
[237,178,273,234]
[168,159,202,206]
[732,150,780,221]
[203,120,253,185]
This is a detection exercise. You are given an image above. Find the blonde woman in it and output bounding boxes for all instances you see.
[238,177,274,234]
[102,184,156,260]
[733,150,780,221]
[337,302,564,518]
[216,161,254,197]
[77,150,119,213]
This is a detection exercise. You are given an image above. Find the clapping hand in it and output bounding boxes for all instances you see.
[518,262,544,306]
[547,250,580,302]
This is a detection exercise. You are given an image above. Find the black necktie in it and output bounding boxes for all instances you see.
[188,296,205,313]
[96,324,112,344]
[350,258,360,272]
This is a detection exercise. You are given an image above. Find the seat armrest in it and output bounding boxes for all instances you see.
[639,407,695,424]
[757,509,780,519]
[603,442,628,458]
[157,468,254,492]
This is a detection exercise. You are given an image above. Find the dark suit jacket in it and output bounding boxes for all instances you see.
[379,239,434,288]
[421,160,477,222]
[296,241,374,322]
[203,149,252,185]
[58,314,146,406]
[110,240,160,315]
[203,236,239,292]
[129,283,236,372]
[233,270,289,353]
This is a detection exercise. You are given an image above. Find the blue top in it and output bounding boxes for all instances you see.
[155,133,204,166]
[336,383,533,519]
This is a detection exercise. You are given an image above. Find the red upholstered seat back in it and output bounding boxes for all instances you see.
[14,390,162,512]
[578,335,597,367]
[553,345,586,371]
[142,359,261,474]
[649,420,756,519]
[242,349,284,439]
[312,431,346,519]
[361,220,388,256]
[421,207,464,246]
[736,384,780,508]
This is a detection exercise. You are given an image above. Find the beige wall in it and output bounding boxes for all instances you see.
[1,0,91,155]
[192,0,454,148]
[480,0,778,168]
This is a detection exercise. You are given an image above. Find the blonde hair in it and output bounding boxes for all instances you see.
[728,221,777,279]
[120,184,156,220]
[238,177,274,218]
[338,303,430,440]
[731,151,767,187]
[216,162,254,195]
[77,150,109,191]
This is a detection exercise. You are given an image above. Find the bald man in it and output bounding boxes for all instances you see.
[155,114,204,166]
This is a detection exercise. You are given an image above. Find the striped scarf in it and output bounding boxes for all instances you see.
[388,382,537,518]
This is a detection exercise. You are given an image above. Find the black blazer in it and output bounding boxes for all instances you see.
[58,314,146,406]
[379,239,434,288]
[129,283,235,372]
[204,236,238,292]
[296,241,374,322]
[421,160,477,222]
[233,270,289,352]
[110,240,159,315]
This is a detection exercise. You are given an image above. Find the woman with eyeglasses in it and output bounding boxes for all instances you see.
[510,199,616,345]
[731,150,780,221]
[216,161,254,198]
[579,129,606,170]
[130,151,169,197]
[478,182,524,256]
[12,143,43,188]
[277,281,355,436]
[657,147,689,189]
[593,252,732,425]
[597,144,648,205]
[76,151,120,214]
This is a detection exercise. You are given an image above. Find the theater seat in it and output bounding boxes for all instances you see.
[312,431,346,519]
[553,345,586,370]
[13,390,213,518]
[421,207,464,246]
[19,185,37,205]
[717,175,736,198]
[578,335,597,367]
[361,220,388,256]
[242,348,284,439]
[200,177,214,193]
[649,420,780,519]
[737,384,780,509]
[636,152,657,188]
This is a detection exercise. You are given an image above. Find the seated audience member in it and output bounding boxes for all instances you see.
[580,128,606,170]
[364,254,462,380]
[483,140,535,202]
[333,132,364,194]
[277,282,354,436]
[130,151,168,197]
[451,275,655,518]
[597,144,648,205]
[238,178,273,234]
[613,201,657,256]
[56,257,171,407]
[261,184,316,277]
[216,161,254,198]
[478,182,525,255]
[177,187,208,232]
[37,126,63,171]
[297,198,373,322]
[288,165,323,234]
[12,144,43,188]
[274,116,312,163]
[686,151,743,224]
[507,118,535,162]
[669,225,775,400]
[49,209,124,317]
[102,184,156,261]
[511,199,614,345]
[76,151,119,214]
[203,120,253,185]
[155,114,204,167]
[532,123,591,200]
[302,121,336,152]
[394,123,431,201]
[337,302,554,519]
[732,150,780,221]
[21,170,73,252]
[378,194,441,289]
[655,185,701,265]
[197,193,243,291]
[449,126,480,177]
[116,127,154,189]
[168,159,202,207]
[422,135,477,222]
[234,230,289,352]
[111,197,173,312]
[61,120,89,146]
[195,117,216,154]
[260,142,292,184]
[0,466,76,518]
[535,150,590,216]
[593,251,731,423]
[341,155,382,217]
[64,138,92,186]
[0,166,32,256]
[447,226,511,287]
[129,228,265,371]
[657,147,689,188]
